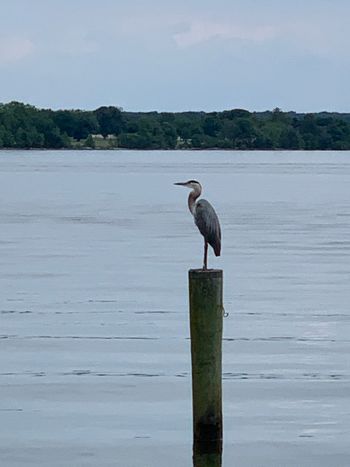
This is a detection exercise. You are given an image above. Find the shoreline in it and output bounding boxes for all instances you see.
[1,147,350,152]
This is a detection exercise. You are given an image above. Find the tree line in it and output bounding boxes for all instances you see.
[1,101,350,150]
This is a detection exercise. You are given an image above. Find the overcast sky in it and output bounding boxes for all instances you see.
[1,0,349,112]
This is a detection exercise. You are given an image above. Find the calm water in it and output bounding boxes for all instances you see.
[0,150,349,467]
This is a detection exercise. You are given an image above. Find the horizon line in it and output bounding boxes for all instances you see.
[1,100,350,115]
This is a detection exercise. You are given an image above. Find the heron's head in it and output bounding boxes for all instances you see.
[174,180,202,192]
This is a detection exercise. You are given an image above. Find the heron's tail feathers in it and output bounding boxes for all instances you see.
[213,241,221,257]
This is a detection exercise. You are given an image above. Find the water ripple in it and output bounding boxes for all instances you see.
[0,370,347,381]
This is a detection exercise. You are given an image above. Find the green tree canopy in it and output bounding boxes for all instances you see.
[1,101,350,150]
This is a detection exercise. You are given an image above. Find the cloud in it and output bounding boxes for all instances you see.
[0,37,34,64]
[1,1,350,111]
[174,20,277,48]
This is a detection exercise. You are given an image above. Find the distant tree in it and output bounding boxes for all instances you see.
[53,110,99,140]
[2,101,350,150]
[203,114,221,137]
[253,133,274,149]
[95,106,123,137]
[279,128,301,149]
[85,134,95,148]
[222,109,250,120]
[300,114,318,134]
[161,122,177,148]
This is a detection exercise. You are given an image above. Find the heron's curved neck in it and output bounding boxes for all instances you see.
[188,186,201,215]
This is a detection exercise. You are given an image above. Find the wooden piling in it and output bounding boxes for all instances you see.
[189,269,223,455]
[193,452,222,467]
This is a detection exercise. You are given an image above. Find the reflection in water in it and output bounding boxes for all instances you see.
[193,452,222,467]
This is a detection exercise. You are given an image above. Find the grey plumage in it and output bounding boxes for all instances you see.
[174,180,221,270]
[195,199,221,257]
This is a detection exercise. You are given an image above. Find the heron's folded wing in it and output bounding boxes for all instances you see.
[195,199,221,256]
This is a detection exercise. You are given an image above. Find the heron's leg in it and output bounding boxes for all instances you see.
[203,240,208,270]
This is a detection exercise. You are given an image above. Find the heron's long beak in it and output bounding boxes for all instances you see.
[174,182,187,186]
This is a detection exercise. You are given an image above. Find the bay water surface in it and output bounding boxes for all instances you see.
[0,150,349,466]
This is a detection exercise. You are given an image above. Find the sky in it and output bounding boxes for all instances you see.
[1,0,350,112]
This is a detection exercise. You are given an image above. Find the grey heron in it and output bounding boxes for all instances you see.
[174,180,221,270]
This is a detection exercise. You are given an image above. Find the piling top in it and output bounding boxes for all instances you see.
[189,269,223,279]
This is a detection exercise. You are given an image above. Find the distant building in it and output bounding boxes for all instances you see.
[92,134,117,140]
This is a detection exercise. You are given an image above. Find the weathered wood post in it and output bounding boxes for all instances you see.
[189,269,223,459]
[193,452,222,467]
